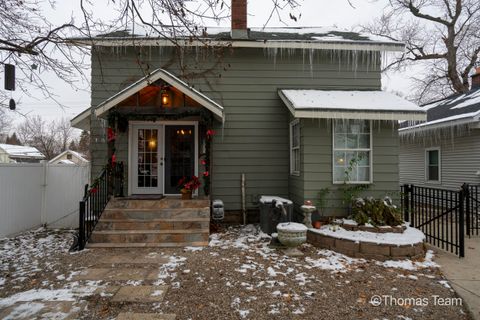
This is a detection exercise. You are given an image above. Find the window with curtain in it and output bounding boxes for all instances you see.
[333,120,372,183]
[426,148,440,182]
[290,119,300,175]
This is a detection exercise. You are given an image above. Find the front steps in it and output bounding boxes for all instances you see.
[87,198,210,248]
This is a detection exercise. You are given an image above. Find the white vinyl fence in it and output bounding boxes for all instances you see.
[0,162,90,237]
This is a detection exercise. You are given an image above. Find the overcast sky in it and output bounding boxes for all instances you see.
[5,0,414,128]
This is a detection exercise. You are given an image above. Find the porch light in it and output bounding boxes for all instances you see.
[161,91,171,106]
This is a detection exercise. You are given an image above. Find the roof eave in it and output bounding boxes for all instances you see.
[67,38,405,52]
[399,117,479,134]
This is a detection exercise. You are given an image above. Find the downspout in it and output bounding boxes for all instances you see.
[40,160,48,226]
[241,173,246,225]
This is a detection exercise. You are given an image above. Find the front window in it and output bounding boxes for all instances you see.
[333,120,372,183]
[426,148,440,182]
[290,119,300,175]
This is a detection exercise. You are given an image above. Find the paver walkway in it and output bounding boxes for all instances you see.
[0,250,177,319]
[435,237,480,320]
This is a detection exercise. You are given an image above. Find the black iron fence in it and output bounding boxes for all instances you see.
[401,183,479,258]
[71,162,124,251]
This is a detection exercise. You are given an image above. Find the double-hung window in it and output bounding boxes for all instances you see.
[426,148,441,182]
[290,119,300,175]
[333,120,372,183]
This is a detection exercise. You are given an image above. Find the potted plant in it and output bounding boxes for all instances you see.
[177,176,201,200]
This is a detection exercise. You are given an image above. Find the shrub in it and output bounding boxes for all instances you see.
[351,196,403,227]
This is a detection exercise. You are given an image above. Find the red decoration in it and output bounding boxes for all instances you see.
[203,171,209,177]
[91,187,98,194]
[201,159,207,165]
[206,129,216,139]
[111,153,116,164]
[107,127,116,142]
[177,176,201,192]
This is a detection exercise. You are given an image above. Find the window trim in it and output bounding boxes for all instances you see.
[332,120,373,184]
[425,147,441,184]
[289,119,300,176]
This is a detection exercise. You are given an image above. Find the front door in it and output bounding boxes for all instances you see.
[131,125,163,194]
[164,125,196,194]
[130,122,197,195]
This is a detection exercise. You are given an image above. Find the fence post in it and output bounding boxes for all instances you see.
[403,184,410,223]
[463,183,471,237]
[409,184,415,228]
[78,200,85,251]
[459,185,466,258]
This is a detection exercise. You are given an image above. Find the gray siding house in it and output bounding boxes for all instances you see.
[71,4,425,220]
[399,70,480,190]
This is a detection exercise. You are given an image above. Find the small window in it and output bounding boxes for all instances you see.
[333,120,372,184]
[290,119,300,175]
[67,154,73,160]
[426,148,440,182]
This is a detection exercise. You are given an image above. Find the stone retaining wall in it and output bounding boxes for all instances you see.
[307,230,425,261]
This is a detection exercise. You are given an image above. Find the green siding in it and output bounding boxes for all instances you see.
[89,46,383,211]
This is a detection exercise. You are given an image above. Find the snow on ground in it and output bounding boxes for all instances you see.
[0,228,74,285]
[378,250,439,271]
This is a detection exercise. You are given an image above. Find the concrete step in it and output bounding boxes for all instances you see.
[86,241,209,248]
[101,208,210,220]
[89,229,209,243]
[107,198,210,210]
[95,219,210,231]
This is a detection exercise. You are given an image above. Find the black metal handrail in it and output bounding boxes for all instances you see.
[72,162,124,251]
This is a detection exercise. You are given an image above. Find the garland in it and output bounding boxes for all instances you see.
[106,108,215,196]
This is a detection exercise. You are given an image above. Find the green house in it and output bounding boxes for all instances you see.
[71,7,426,228]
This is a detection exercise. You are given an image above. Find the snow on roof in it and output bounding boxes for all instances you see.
[400,87,480,132]
[278,90,425,121]
[58,159,76,165]
[49,149,89,164]
[0,144,45,159]
[69,26,404,52]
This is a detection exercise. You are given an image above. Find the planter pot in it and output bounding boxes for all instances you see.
[313,221,323,229]
[276,222,307,256]
[181,191,192,200]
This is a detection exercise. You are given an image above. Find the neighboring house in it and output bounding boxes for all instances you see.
[70,1,425,217]
[0,144,45,163]
[399,69,480,190]
[49,150,89,165]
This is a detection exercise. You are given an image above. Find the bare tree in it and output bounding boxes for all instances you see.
[361,0,480,103]
[17,115,74,159]
[0,107,10,135]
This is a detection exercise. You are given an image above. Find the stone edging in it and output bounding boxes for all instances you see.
[307,230,425,261]
[341,223,406,234]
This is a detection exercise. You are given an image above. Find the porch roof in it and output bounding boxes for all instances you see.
[278,89,426,121]
[71,68,224,130]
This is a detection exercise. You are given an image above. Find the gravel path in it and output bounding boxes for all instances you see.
[0,226,472,320]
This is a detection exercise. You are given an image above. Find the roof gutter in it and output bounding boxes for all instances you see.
[67,38,405,52]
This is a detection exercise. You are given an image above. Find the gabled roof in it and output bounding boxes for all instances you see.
[49,149,89,164]
[68,26,404,52]
[400,87,480,133]
[278,90,425,121]
[71,68,224,130]
[0,144,45,159]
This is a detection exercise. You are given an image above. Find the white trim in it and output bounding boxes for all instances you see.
[69,38,404,52]
[289,119,300,176]
[71,108,91,131]
[128,120,199,196]
[332,120,373,184]
[425,147,441,184]
[92,68,224,121]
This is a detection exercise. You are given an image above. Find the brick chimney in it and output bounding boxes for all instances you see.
[231,0,249,40]
[471,67,480,90]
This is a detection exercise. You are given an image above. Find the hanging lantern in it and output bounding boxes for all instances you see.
[5,64,15,91]
[9,98,15,110]
[161,91,171,107]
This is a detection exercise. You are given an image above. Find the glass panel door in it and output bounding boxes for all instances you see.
[131,125,163,194]
[164,125,195,194]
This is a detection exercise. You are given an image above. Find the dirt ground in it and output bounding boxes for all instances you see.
[0,226,472,320]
